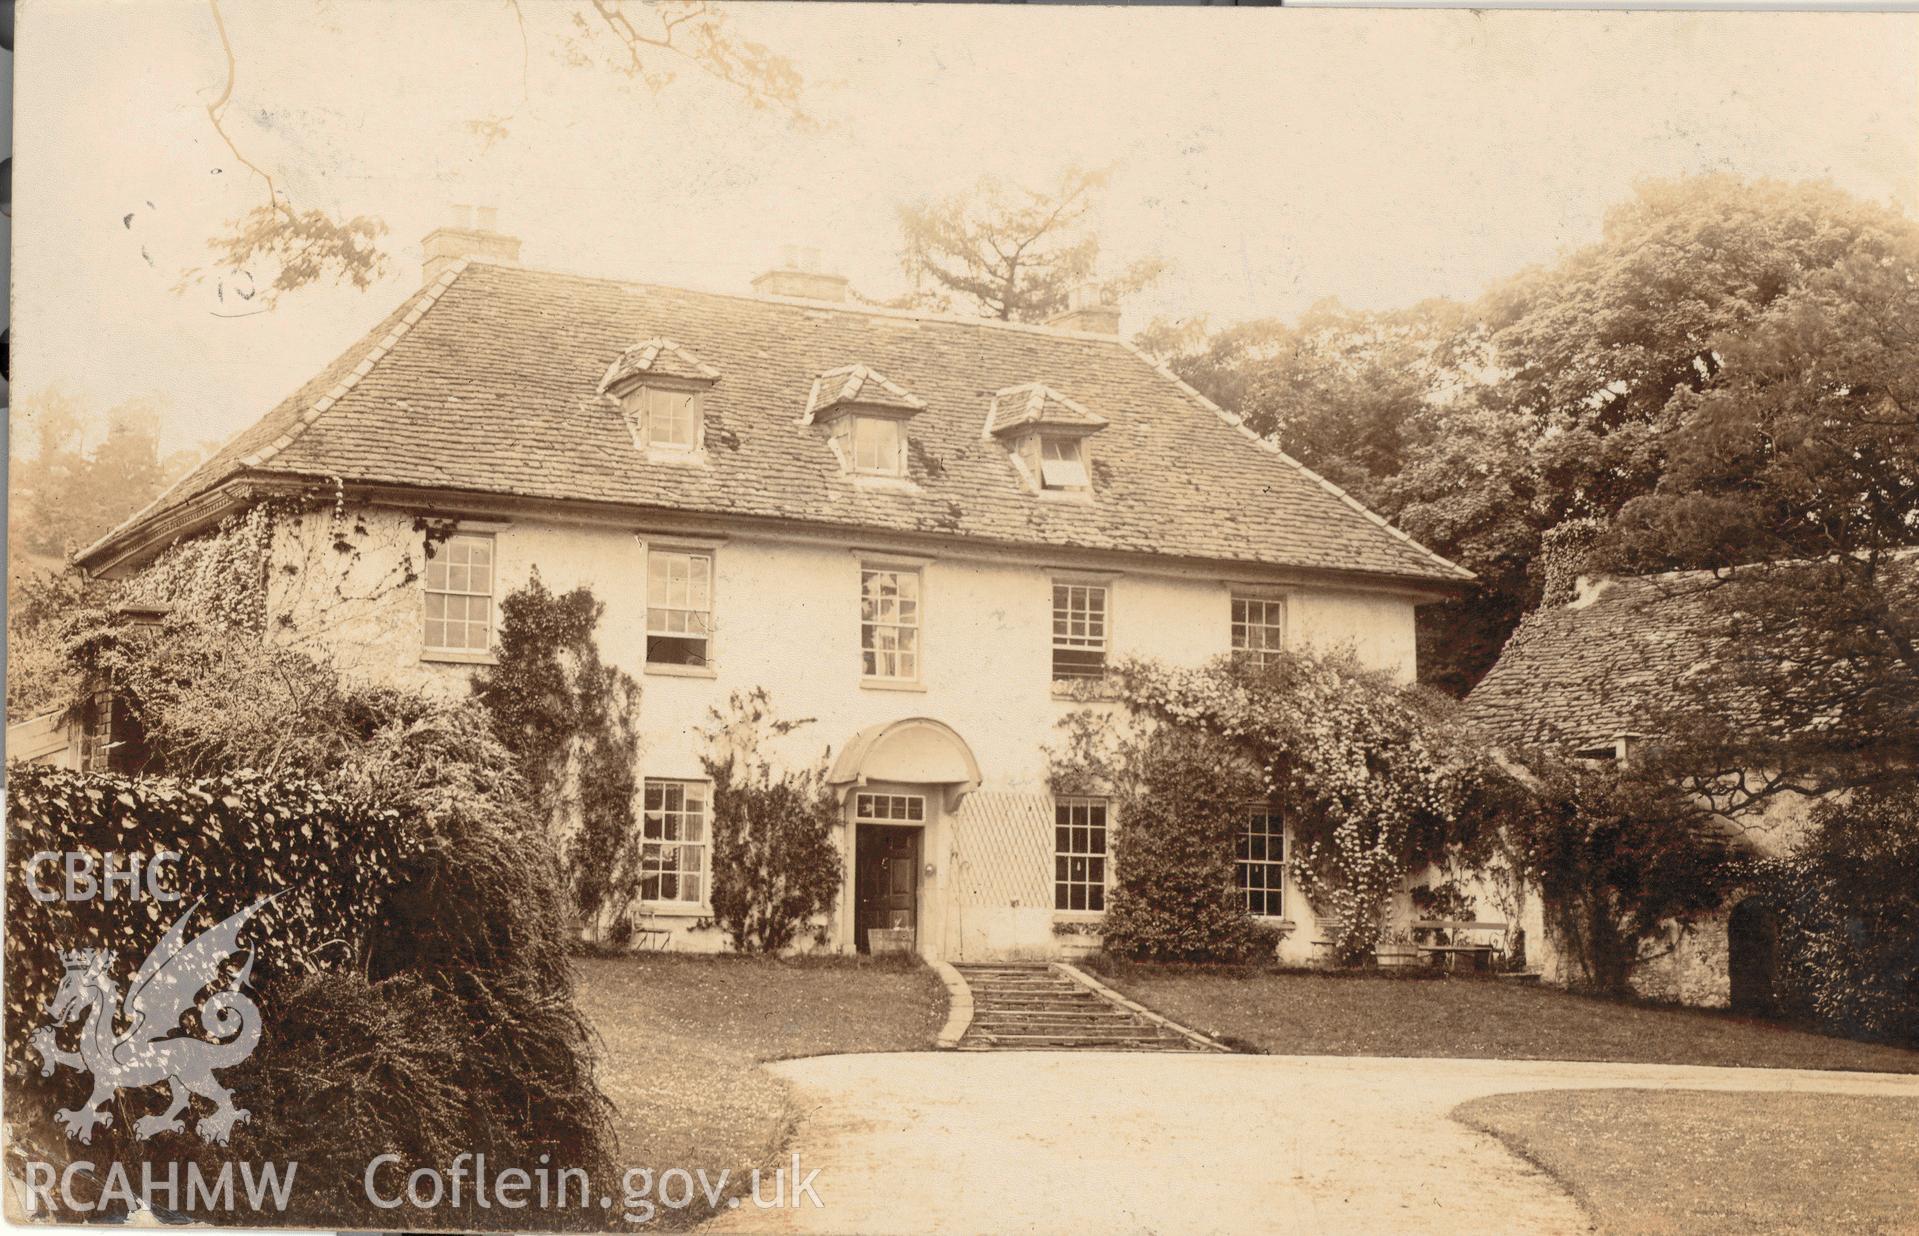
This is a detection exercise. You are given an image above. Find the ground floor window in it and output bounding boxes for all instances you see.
[641,779,708,906]
[1054,797,1109,911]
[1235,805,1285,918]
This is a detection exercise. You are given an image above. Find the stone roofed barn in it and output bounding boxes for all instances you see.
[77,224,1472,963]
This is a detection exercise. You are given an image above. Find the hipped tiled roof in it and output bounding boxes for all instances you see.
[804,364,926,422]
[81,261,1472,586]
[984,383,1109,437]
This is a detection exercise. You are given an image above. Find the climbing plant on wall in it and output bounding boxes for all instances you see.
[699,688,844,954]
[1054,652,1515,964]
[473,571,643,939]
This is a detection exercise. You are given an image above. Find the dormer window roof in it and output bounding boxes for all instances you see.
[598,338,722,397]
[600,339,720,457]
[983,383,1109,439]
[803,364,926,425]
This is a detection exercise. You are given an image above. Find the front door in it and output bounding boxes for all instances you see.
[855,824,920,953]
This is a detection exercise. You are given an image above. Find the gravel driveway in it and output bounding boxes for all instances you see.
[706,1052,1919,1235]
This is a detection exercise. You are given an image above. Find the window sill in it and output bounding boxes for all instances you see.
[645,663,718,679]
[1051,678,1119,702]
[1052,910,1107,925]
[643,448,709,467]
[422,649,498,666]
[1252,917,1298,932]
[861,678,927,693]
[637,904,712,921]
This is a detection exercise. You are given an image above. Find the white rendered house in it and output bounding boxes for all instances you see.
[78,227,1472,963]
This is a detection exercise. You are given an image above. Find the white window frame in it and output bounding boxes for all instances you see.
[640,778,710,909]
[1051,581,1109,681]
[851,415,907,477]
[1038,436,1091,491]
[645,547,715,670]
[1235,805,1287,919]
[637,385,703,452]
[853,792,926,824]
[424,531,496,656]
[1231,594,1287,667]
[860,565,923,684]
[1054,796,1110,913]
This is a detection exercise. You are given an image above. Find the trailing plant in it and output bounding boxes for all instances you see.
[474,570,643,939]
[1753,785,1919,1045]
[1503,751,1738,996]
[1060,652,1513,964]
[699,689,844,954]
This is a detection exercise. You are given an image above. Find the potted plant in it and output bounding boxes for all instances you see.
[1374,928,1419,969]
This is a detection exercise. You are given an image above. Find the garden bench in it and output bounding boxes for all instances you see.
[1411,920,1508,971]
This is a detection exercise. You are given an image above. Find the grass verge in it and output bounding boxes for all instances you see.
[571,952,945,1229]
[1090,961,1919,1072]
[1454,1088,1919,1235]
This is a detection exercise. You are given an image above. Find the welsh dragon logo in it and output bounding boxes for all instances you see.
[28,896,274,1146]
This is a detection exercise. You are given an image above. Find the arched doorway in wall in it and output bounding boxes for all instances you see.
[1728,897,1781,1015]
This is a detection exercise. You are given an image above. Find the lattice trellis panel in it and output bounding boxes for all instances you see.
[951,790,1054,909]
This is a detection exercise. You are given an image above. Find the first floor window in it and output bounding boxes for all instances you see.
[425,532,494,652]
[860,567,921,680]
[641,779,708,906]
[1054,797,1109,912]
[1235,805,1285,918]
[1052,582,1108,680]
[647,549,713,666]
[1231,595,1285,668]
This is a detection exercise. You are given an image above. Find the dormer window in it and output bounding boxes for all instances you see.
[599,339,721,460]
[985,384,1109,497]
[640,386,702,451]
[852,415,906,476]
[803,364,926,484]
[1039,436,1090,490]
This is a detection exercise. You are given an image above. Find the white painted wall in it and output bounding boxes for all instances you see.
[269,505,1426,958]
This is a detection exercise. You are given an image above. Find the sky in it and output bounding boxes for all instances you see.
[11,2,1919,457]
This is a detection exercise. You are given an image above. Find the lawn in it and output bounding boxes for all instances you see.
[1091,964,1919,1073]
[571,953,944,1228]
[1456,1089,1919,1235]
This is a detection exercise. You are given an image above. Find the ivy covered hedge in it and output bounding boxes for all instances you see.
[7,531,615,1229]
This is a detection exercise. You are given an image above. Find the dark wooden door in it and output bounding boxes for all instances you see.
[855,825,919,953]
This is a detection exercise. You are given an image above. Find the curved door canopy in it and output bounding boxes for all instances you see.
[828,717,982,809]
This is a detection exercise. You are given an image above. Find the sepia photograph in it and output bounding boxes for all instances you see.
[4,2,1918,1232]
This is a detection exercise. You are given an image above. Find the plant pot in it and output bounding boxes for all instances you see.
[868,927,916,956]
[1374,945,1419,969]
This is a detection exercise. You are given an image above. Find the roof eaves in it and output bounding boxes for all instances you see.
[1116,336,1477,586]
[75,261,473,571]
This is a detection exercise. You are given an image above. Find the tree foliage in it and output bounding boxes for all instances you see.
[473,571,643,938]
[1756,786,1919,1045]
[698,689,844,954]
[1166,175,1919,698]
[895,164,1165,322]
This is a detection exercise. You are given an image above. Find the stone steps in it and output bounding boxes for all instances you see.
[953,963,1211,1052]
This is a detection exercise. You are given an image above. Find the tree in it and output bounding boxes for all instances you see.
[1598,241,1919,780]
[895,164,1165,322]
[1164,175,1919,696]
[185,0,808,308]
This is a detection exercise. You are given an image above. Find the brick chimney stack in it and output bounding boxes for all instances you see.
[751,245,850,303]
[1044,282,1121,335]
[422,205,522,285]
